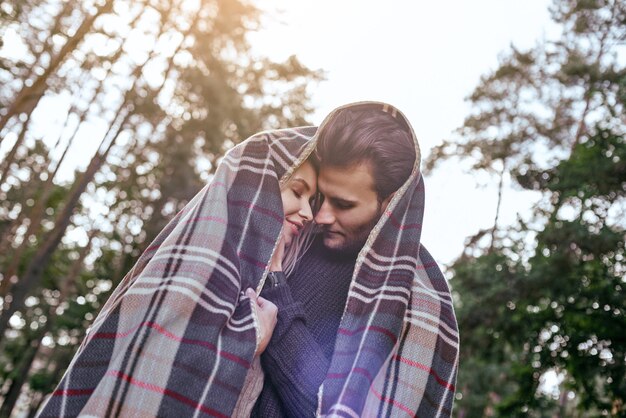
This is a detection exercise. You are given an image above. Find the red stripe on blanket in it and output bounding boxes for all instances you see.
[107,370,229,418]
[354,367,374,382]
[392,355,455,391]
[327,367,375,383]
[369,386,415,416]
[238,251,267,269]
[338,325,398,343]
[92,321,251,368]
[385,211,422,230]
[52,388,94,397]
[333,345,386,361]
[415,262,440,270]
[145,182,228,252]
[230,200,283,222]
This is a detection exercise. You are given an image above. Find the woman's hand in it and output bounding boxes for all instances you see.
[269,235,285,272]
[246,288,278,356]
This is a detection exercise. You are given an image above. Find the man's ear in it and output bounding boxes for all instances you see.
[381,193,394,213]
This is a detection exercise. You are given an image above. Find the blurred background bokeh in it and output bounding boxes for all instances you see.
[0,0,624,416]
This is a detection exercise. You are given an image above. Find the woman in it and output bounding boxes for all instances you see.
[235,155,318,416]
[249,155,318,357]
[39,127,319,418]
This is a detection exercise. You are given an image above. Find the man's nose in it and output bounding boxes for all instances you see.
[314,200,335,226]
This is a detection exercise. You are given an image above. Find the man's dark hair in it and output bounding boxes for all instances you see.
[316,105,416,201]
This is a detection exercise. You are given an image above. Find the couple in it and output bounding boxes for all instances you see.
[40,102,459,417]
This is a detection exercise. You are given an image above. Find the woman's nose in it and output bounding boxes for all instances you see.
[299,202,313,222]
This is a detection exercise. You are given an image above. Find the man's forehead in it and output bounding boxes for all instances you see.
[318,163,376,196]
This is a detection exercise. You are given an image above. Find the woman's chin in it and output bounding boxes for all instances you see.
[282,232,293,247]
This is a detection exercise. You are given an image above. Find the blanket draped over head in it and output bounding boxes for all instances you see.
[40,127,316,417]
[40,102,459,418]
[314,103,459,417]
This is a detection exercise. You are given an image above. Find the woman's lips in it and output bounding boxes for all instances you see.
[287,220,302,234]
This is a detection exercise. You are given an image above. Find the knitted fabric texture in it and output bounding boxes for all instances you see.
[253,236,356,416]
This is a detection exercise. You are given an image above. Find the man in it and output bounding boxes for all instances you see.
[252,102,459,417]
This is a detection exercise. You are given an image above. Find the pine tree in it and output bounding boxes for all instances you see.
[426,0,625,416]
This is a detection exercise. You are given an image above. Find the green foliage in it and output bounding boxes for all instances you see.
[549,127,625,201]
[425,0,626,416]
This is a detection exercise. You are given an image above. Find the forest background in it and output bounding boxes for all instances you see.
[0,0,624,416]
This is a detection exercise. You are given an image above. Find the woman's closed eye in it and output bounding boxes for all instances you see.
[292,187,303,199]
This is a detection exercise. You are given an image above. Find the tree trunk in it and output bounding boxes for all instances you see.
[570,17,610,153]
[59,229,97,301]
[0,136,76,298]
[0,331,44,417]
[489,159,506,253]
[0,0,178,326]
[0,0,114,133]
[18,0,76,93]
[26,391,44,418]
[0,106,131,336]
[0,215,26,260]
[25,347,75,418]
[0,111,33,188]
[0,231,94,416]
[0,0,171,332]
[0,60,120,297]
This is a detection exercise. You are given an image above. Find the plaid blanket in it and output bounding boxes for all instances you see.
[39,127,317,417]
[40,102,459,417]
[315,102,459,417]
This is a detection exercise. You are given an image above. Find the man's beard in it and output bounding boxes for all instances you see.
[322,203,383,256]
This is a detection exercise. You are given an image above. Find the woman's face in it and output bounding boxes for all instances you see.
[280,160,317,247]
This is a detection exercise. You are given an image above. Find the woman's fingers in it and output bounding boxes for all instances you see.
[246,289,278,356]
[245,289,277,318]
[256,295,268,308]
[256,296,277,323]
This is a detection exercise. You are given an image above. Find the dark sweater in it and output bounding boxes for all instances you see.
[251,236,356,417]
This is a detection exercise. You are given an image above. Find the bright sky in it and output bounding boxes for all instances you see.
[0,0,558,268]
[248,0,557,268]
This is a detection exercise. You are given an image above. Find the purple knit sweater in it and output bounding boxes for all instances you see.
[251,237,356,417]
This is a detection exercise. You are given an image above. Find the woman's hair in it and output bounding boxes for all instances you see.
[281,153,320,276]
[282,221,316,276]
